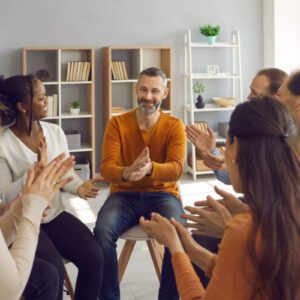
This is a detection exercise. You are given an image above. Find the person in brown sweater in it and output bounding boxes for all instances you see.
[94,67,186,300]
[141,96,300,300]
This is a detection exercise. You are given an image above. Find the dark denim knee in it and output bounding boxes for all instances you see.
[94,221,117,251]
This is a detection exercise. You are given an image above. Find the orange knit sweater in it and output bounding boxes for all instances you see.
[101,110,186,197]
[172,213,267,299]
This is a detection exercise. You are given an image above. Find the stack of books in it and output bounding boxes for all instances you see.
[47,94,58,117]
[65,61,91,81]
[111,61,128,80]
[112,106,127,114]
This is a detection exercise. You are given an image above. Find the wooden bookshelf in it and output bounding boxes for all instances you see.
[22,47,96,177]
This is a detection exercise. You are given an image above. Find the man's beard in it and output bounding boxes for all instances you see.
[137,99,162,115]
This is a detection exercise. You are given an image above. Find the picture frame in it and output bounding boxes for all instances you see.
[207,64,219,76]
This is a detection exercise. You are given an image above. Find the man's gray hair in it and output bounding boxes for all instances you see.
[138,67,167,87]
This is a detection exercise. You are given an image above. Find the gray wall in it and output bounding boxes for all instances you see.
[0,0,263,172]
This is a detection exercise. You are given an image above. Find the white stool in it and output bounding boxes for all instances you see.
[118,225,164,283]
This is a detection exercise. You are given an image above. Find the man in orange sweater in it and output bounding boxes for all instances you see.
[94,67,186,300]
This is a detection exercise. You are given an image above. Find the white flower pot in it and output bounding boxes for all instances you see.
[70,108,80,115]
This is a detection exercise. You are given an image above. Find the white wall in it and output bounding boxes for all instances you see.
[264,0,300,73]
[0,0,263,169]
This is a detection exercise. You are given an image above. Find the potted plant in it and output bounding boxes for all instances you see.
[70,101,80,115]
[193,82,205,109]
[200,24,221,44]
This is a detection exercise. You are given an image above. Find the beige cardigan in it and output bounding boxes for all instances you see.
[0,194,48,300]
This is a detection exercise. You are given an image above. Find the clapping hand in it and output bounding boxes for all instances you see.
[182,186,248,238]
[77,177,106,200]
[121,147,152,181]
[202,152,226,170]
[194,186,248,216]
[33,137,48,180]
[186,124,216,155]
[182,196,232,238]
[140,213,184,254]
[23,154,75,205]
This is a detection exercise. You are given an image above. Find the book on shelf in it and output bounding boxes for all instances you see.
[72,62,79,81]
[117,61,124,79]
[69,62,75,81]
[112,106,126,113]
[82,62,88,81]
[85,62,91,81]
[111,62,117,80]
[113,61,120,80]
[75,61,82,81]
[121,61,128,80]
[66,62,71,81]
[47,96,53,117]
[111,61,128,80]
[65,61,91,81]
[52,94,58,116]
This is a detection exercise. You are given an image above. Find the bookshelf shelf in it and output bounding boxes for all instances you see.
[61,112,93,119]
[61,81,93,85]
[103,46,172,126]
[184,29,243,180]
[22,47,96,177]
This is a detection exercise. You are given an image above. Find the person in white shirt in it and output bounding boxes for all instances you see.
[0,153,74,300]
[0,75,104,300]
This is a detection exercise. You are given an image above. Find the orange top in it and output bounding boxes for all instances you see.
[101,110,186,197]
[172,213,267,300]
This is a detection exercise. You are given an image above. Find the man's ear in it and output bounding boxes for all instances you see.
[163,87,169,100]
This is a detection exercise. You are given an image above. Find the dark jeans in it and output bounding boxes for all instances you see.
[32,211,104,300]
[23,257,59,300]
[93,192,185,300]
[192,235,221,287]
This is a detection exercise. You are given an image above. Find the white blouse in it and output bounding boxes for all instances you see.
[0,121,83,222]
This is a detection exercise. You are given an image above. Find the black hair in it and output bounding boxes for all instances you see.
[287,71,300,96]
[0,75,37,134]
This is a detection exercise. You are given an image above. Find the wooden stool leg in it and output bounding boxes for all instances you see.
[147,239,164,282]
[64,266,75,300]
[118,240,136,283]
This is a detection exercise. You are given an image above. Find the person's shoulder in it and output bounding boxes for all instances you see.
[40,121,62,132]
[40,121,60,130]
[160,112,184,126]
[108,110,136,127]
[223,213,252,245]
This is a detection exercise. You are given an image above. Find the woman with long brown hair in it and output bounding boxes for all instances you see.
[141,96,300,299]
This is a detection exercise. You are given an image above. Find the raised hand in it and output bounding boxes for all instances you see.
[202,152,226,170]
[182,196,232,238]
[23,154,75,204]
[140,213,184,254]
[77,177,105,200]
[171,218,215,271]
[33,137,48,180]
[194,186,248,216]
[121,147,152,181]
[186,124,216,155]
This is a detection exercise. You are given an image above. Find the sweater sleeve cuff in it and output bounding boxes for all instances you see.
[21,194,48,223]
[205,254,217,278]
